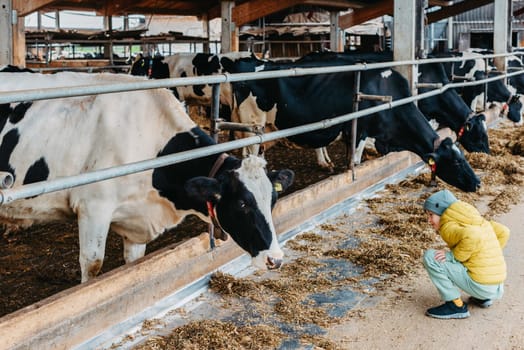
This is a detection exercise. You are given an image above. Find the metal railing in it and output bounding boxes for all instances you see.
[0,51,523,205]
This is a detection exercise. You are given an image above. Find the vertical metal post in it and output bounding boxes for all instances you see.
[350,71,361,181]
[0,0,13,66]
[484,58,488,111]
[202,14,210,54]
[210,83,221,142]
[208,83,222,249]
[330,11,340,52]
[493,0,511,71]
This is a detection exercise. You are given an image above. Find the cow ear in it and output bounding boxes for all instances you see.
[220,57,235,73]
[184,177,222,204]
[268,169,295,193]
[133,53,143,64]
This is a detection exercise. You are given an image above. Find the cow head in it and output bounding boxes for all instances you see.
[184,155,294,269]
[457,113,489,154]
[130,54,170,80]
[501,93,523,123]
[423,137,480,192]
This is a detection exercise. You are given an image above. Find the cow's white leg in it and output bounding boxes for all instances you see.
[123,239,147,263]
[353,138,368,165]
[472,93,484,112]
[315,147,335,172]
[77,205,113,283]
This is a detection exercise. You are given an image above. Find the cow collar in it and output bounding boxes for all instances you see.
[208,152,229,178]
[207,153,230,243]
[502,94,520,115]
[429,138,441,187]
[457,112,475,140]
[147,58,153,78]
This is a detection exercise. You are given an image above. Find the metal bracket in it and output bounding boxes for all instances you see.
[215,120,265,135]
[416,82,443,89]
[451,74,475,82]
[0,171,14,189]
[356,93,392,103]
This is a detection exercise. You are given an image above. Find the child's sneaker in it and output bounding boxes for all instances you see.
[469,297,493,308]
[426,301,470,319]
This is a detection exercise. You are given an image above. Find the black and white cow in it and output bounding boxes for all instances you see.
[130,52,258,117]
[506,53,524,98]
[296,51,490,154]
[222,55,481,192]
[435,51,523,124]
[0,68,294,282]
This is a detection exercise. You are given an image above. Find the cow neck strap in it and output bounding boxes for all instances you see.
[429,138,440,187]
[147,58,153,78]
[457,112,475,140]
[206,153,230,248]
[433,137,442,151]
[208,153,229,178]
[502,94,520,113]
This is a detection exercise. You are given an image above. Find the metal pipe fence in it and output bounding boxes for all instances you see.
[0,52,523,205]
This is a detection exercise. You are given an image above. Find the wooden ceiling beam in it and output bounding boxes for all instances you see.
[426,0,493,24]
[428,0,453,6]
[230,0,304,26]
[102,0,146,16]
[13,0,57,17]
[208,0,363,24]
[301,0,358,9]
[339,0,392,29]
[515,6,524,17]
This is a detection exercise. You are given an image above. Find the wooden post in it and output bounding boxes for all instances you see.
[13,16,25,67]
[221,1,233,53]
[202,14,210,53]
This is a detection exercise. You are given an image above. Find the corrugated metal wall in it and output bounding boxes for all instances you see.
[450,1,524,50]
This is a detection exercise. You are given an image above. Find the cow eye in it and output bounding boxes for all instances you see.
[238,200,247,209]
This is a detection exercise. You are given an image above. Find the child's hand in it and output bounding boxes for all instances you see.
[434,249,447,262]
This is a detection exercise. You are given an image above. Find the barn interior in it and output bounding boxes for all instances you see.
[4,0,524,70]
[1,1,523,349]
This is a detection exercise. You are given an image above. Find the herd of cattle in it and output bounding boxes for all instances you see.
[0,48,522,283]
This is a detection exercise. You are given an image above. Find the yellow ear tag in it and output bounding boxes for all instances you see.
[428,158,435,166]
[274,183,283,192]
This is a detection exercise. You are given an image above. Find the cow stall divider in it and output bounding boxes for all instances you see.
[0,52,522,349]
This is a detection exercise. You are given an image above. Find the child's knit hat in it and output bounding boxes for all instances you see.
[424,189,458,216]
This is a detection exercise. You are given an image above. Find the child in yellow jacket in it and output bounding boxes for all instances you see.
[422,189,510,319]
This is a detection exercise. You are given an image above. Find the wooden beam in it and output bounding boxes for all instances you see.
[339,0,393,29]
[102,0,145,16]
[232,0,303,26]
[13,0,56,17]
[426,0,493,24]
[302,0,356,9]
[428,0,453,6]
[514,6,524,17]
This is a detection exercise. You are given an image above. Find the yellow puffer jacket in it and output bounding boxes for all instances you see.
[439,201,510,284]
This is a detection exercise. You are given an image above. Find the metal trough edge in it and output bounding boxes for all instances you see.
[0,120,497,349]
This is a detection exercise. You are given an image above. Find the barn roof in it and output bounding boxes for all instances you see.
[14,1,505,30]
[14,1,379,20]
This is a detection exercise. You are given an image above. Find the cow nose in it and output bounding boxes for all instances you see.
[266,256,282,270]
